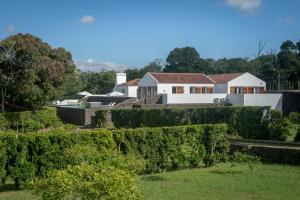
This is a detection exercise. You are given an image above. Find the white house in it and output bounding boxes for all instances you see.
[113,73,139,98]
[136,72,282,110]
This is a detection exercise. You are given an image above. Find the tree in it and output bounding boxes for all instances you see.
[0,34,75,111]
[124,59,163,80]
[164,47,201,72]
[0,40,17,112]
[82,70,116,94]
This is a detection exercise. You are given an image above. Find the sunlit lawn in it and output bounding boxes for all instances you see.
[1,163,300,200]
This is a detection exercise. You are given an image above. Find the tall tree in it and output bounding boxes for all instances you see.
[0,33,75,111]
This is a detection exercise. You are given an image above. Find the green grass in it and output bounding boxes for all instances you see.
[137,163,300,200]
[1,164,300,200]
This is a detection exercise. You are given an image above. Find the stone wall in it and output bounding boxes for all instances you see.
[56,107,103,127]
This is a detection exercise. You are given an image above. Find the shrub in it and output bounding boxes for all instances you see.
[32,164,140,200]
[113,124,229,172]
[94,110,109,128]
[295,128,300,142]
[0,108,62,132]
[111,106,272,140]
[230,151,260,172]
[288,112,300,124]
[268,110,289,141]
[0,129,116,188]
[0,141,7,191]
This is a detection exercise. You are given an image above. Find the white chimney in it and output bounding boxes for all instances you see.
[116,73,127,86]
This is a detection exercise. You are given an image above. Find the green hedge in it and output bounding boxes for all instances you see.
[113,124,229,173]
[0,124,229,189]
[111,106,270,139]
[0,129,115,189]
[0,108,61,132]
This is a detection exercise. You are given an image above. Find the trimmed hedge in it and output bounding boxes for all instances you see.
[113,124,229,173]
[111,106,271,139]
[0,124,229,189]
[0,108,61,132]
[230,143,300,165]
[0,129,115,189]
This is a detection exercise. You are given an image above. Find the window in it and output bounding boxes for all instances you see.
[190,86,201,94]
[172,86,184,94]
[253,87,259,94]
[201,87,213,94]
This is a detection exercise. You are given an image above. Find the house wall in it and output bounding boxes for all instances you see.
[228,73,266,93]
[162,93,227,104]
[113,85,138,97]
[157,83,215,94]
[213,83,227,93]
[243,94,282,110]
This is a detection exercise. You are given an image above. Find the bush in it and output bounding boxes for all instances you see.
[32,164,140,200]
[110,106,272,140]
[295,128,300,142]
[288,112,300,124]
[0,108,62,132]
[0,141,7,191]
[268,110,289,141]
[113,124,229,173]
[0,129,116,188]
[94,110,109,128]
[230,151,260,172]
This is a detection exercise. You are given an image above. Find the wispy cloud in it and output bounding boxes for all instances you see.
[223,0,262,14]
[5,24,16,33]
[278,16,293,24]
[80,15,96,25]
[75,59,128,72]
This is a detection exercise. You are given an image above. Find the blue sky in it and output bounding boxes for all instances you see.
[0,0,300,69]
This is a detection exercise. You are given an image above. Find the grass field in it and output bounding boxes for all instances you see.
[0,164,299,200]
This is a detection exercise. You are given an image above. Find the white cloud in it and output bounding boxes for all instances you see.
[278,16,293,24]
[75,60,128,72]
[224,0,261,14]
[80,15,96,25]
[5,24,16,33]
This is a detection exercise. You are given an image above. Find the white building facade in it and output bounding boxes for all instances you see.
[113,73,139,98]
[136,72,282,110]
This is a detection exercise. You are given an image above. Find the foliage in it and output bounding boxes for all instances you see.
[230,151,260,172]
[295,128,300,142]
[94,110,108,128]
[0,141,7,191]
[111,106,280,140]
[0,108,61,132]
[113,124,229,173]
[0,34,75,111]
[288,112,300,124]
[0,129,115,188]
[268,110,290,141]
[32,164,140,200]
[164,46,212,73]
[124,59,163,80]
[80,70,116,94]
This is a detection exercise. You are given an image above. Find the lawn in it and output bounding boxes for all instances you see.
[137,163,300,200]
[0,164,299,200]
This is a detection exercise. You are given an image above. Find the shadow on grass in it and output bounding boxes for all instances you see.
[0,183,19,192]
[209,169,244,175]
[140,175,166,182]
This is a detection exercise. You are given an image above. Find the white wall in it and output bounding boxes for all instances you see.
[213,83,227,93]
[243,94,282,110]
[227,94,244,105]
[157,83,215,94]
[116,73,127,86]
[138,73,158,86]
[227,72,266,93]
[162,93,227,104]
[113,85,138,97]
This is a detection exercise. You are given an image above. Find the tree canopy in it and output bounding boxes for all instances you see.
[0,33,75,111]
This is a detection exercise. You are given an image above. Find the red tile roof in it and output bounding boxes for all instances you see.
[118,79,140,86]
[208,73,244,84]
[149,72,215,84]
